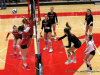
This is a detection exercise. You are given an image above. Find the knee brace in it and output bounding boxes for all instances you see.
[71,51,75,54]
[67,51,70,55]
[48,39,51,42]
[87,62,91,65]
[22,57,26,60]
[13,45,16,48]
[44,39,47,42]
[90,32,92,35]
[16,45,20,48]
[83,59,87,62]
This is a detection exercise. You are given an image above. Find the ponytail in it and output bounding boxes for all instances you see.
[64,22,71,34]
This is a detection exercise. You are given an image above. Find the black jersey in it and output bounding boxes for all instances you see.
[58,33,81,48]
[85,14,93,26]
[41,19,52,32]
[48,12,58,24]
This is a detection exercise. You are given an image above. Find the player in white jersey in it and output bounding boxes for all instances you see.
[83,35,95,74]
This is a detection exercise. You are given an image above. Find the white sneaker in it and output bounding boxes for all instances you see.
[49,49,53,53]
[71,59,76,63]
[83,38,86,41]
[54,36,56,40]
[43,47,48,50]
[85,67,89,71]
[88,70,93,74]
[65,60,71,65]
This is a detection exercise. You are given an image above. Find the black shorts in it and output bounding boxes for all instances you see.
[16,37,22,40]
[30,35,33,38]
[74,41,81,48]
[87,24,93,26]
[21,45,27,49]
[90,50,95,55]
[44,30,52,33]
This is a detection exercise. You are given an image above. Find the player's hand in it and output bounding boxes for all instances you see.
[5,38,8,41]
[56,23,58,25]
[89,24,91,26]
[40,32,42,35]
[84,52,86,55]
[54,39,58,41]
[33,17,36,21]
[45,27,48,29]
[84,22,85,25]
[61,45,66,48]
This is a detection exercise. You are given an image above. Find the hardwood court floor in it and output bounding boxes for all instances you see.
[0,4,100,75]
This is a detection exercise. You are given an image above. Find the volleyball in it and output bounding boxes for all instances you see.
[12,9,17,14]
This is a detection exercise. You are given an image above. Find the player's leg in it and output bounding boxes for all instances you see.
[16,38,22,59]
[84,54,90,71]
[13,38,17,57]
[43,32,48,50]
[89,26,93,42]
[85,25,89,40]
[52,24,57,39]
[65,45,76,65]
[71,51,76,63]
[48,32,53,53]
[27,35,32,48]
[21,45,30,70]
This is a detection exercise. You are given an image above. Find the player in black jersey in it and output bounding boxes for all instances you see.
[84,9,93,41]
[55,22,81,65]
[40,14,53,53]
[48,7,58,40]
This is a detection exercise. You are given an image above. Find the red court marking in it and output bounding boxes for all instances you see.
[0,39,35,75]
[39,33,100,75]
[0,11,100,19]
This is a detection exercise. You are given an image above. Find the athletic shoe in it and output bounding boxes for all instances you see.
[65,60,71,65]
[83,38,86,41]
[85,67,89,71]
[71,59,77,63]
[18,55,22,60]
[22,65,31,70]
[12,54,17,58]
[88,70,93,74]
[54,36,56,40]
[49,49,53,53]
[43,47,48,50]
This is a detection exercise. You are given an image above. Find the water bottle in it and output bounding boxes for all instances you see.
[39,63,42,75]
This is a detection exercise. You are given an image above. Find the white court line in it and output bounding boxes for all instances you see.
[0,58,5,62]
[0,47,7,53]
[80,21,100,55]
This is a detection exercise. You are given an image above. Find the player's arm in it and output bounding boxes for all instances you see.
[24,18,36,32]
[84,14,87,25]
[57,34,67,41]
[40,21,44,34]
[6,30,13,41]
[55,13,58,25]
[89,15,93,26]
[66,41,71,48]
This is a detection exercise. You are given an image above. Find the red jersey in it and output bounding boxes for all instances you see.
[21,21,34,45]
[24,16,33,35]
[6,30,22,39]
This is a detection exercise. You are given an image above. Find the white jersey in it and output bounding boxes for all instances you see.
[85,41,95,54]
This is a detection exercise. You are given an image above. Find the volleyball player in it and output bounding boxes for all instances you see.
[18,18,36,70]
[55,22,81,64]
[22,15,33,48]
[5,25,22,59]
[83,35,95,74]
[48,7,58,39]
[40,14,53,53]
[84,9,93,41]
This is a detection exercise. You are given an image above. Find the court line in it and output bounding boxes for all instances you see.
[80,21,100,55]
[0,58,5,62]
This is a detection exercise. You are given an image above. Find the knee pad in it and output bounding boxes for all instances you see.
[16,45,20,48]
[48,39,51,42]
[13,45,16,48]
[83,59,87,62]
[22,57,26,60]
[71,51,75,54]
[67,51,70,54]
[54,31,56,32]
[87,62,91,65]
[90,32,92,35]
[44,39,47,42]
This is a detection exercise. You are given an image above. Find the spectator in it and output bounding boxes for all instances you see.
[0,0,6,10]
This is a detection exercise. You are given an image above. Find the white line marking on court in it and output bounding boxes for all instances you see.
[0,47,7,53]
[80,21,100,55]
[0,58,5,62]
